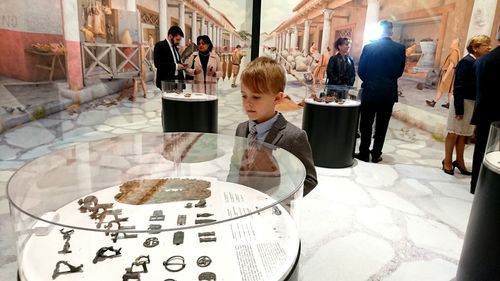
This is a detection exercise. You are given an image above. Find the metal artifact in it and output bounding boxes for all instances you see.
[163,255,186,272]
[131,255,150,273]
[173,231,184,245]
[199,237,217,243]
[105,221,138,242]
[122,269,140,281]
[143,237,159,248]
[177,215,186,226]
[197,256,212,267]
[164,279,176,281]
[58,241,72,254]
[198,231,215,237]
[147,224,162,234]
[185,202,193,208]
[198,272,216,281]
[77,196,98,213]
[95,209,127,228]
[149,210,165,221]
[89,203,114,219]
[51,261,83,280]
[195,199,207,208]
[195,219,216,224]
[272,206,282,215]
[92,246,122,263]
[58,228,74,254]
[196,213,214,217]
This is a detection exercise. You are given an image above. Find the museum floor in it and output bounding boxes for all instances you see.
[0,76,472,281]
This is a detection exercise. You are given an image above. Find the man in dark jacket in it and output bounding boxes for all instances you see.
[470,31,500,194]
[355,20,405,163]
[154,26,186,90]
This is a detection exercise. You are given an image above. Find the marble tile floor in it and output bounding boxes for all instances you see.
[0,76,474,280]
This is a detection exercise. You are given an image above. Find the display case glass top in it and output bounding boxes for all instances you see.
[7,133,306,233]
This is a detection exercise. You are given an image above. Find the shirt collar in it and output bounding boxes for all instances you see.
[249,112,280,139]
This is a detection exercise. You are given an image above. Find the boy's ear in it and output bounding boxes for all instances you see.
[274,92,284,103]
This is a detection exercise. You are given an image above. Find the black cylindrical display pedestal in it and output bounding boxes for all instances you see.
[457,152,500,281]
[302,100,360,168]
[162,98,218,133]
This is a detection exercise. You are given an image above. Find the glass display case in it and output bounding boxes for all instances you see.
[457,121,500,281]
[161,80,218,133]
[7,133,305,281]
[302,84,361,168]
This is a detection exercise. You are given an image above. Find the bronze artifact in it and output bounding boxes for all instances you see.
[52,261,83,280]
[163,255,185,272]
[185,202,193,208]
[198,231,215,237]
[177,215,186,226]
[131,255,150,273]
[199,237,217,243]
[198,272,216,281]
[196,213,214,217]
[195,219,216,225]
[173,231,184,245]
[77,196,98,213]
[195,199,207,208]
[143,237,159,248]
[149,210,165,221]
[92,246,122,264]
[197,256,212,267]
[58,229,74,254]
[147,224,162,234]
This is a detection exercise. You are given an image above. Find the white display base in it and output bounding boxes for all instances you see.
[305,98,360,107]
[20,178,299,281]
[162,92,218,102]
[484,151,500,174]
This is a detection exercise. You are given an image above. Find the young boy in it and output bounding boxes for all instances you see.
[235,57,318,195]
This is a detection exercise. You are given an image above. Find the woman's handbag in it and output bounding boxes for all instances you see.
[185,55,197,81]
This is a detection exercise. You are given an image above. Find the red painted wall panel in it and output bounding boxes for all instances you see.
[0,29,65,81]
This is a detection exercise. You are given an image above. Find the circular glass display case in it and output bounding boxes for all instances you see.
[7,133,305,281]
[161,80,218,133]
[302,84,361,168]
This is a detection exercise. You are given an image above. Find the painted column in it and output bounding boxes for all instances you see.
[230,33,233,49]
[61,0,83,91]
[200,17,205,35]
[214,26,219,50]
[191,11,198,43]
[179,0,186,46]
[321,9,334,54]
[126,0,136,12]
[464,0,497,54]
[303,19,311,53]
[210,24,214,42]
[291,26,298,50]
[362,0,380,46]
[284,30,290,50]
[159,0,168,40]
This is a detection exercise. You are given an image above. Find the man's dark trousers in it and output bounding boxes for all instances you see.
[359,101,394,158]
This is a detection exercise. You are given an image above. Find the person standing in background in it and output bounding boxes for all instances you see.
[154,26,186,90]
[327,37,355,86]
[470,29,500,194]
[355,20,406,163]
[231,45,245,88]
[442,35,491,177]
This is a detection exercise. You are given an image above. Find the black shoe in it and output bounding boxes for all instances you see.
[442,160,454,175]
[452,160,472,176]
[426,100,436,107]
[371,156,383,163]
[441,103,449,109]
[354,153,369,162]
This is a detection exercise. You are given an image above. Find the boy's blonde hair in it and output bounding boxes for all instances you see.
[241,57,286,95]
[466,35,491,53]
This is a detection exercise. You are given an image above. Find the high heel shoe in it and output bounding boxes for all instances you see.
[442,160,455,175]
[426,100,436,107]
[452,160,472,175]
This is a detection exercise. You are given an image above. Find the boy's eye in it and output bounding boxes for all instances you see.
[252,96,261,100]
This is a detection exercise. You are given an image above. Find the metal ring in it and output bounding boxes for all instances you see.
[163,255,185,272]
[196,256,212,267]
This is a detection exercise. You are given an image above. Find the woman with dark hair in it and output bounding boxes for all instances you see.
[185,35,222,90]
[326,37,356,86]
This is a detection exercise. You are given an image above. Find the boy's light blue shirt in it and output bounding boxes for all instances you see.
[248,112,281,141]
